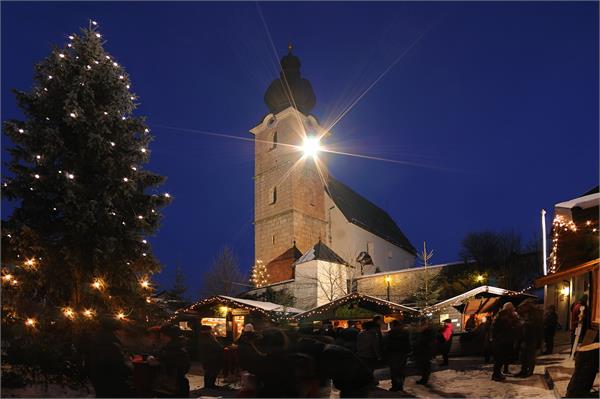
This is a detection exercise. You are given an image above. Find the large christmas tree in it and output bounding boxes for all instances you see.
[1,21,170,348]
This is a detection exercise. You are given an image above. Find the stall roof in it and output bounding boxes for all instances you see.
[294,292,418,322]
[424,285,537,313]
[179,295,305,318]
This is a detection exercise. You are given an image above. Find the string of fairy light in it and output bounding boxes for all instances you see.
[548,215,598,275]
[1,20,172,330]
[250,260,269,288]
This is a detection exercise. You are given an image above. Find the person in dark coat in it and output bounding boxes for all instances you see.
[384,320,411,392]
[479,316,493,363]
[336,321,359,353]
[254,328,308,397]
[197,325,224,389]
[491,302,520,381]
[237,323,262,374]
[543,305,559,354]
[87,319,133,398]
[356,321,382,382]
[319,343,374,398]
[566,340,599,398]
[414,322,435,385]
[515,301,544,378]
[151,325,191,398]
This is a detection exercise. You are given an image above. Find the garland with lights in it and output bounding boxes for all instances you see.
[1,20,171,378]
[250,259,269,288]
[548,216,598,274]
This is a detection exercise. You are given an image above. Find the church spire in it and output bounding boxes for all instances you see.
[264,45,316,115]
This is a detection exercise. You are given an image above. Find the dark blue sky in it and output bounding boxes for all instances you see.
[2,2,598,299]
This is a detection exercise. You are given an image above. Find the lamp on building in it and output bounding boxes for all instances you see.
[560,285,570,297]
[385,275,392,301]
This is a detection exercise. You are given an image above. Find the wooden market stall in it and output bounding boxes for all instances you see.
[293,292,418,329]
[424,285,538,332]
[173,295,304,342]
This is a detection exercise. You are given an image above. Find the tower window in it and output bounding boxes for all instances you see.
[272,235,276,245]
[270,131,278,150]
[269,186,277,205]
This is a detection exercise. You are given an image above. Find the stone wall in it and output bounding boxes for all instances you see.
[355,264,448,305]
[252,108,327,267]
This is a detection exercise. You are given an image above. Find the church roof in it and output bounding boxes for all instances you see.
[326,177,416,254]
[265,244,303,284]
[295,240,346,266]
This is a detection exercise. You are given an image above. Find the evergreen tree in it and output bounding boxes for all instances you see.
[250,259,269,288]
[1,22,170,334]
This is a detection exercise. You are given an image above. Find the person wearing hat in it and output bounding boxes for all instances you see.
[151,324,191,397]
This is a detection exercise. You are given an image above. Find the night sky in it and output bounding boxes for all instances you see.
[2,2,598,299]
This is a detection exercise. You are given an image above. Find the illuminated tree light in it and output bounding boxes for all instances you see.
[36,155,41,160]
[163,193,170,198]
[11,279,18,286]
[91,20,98,26]
[131,166,137,171]
[24,258,37,268]
[67,173,75,179]
[122,177,129,182]
[110,141,116,147]
[25,318,37,327]
[115,311,126,320]
[119,75,124,80]
[140,279,150,289]
[59,53,65,58]
[2,274,13,282]
[34,174,40,179]
[18,128,24,133]
[137,215,143,220]
[68,35,74,40]
[48,75,53,80]
[82,309,95,319]
[141,239,147,244]
[63,307,75,319]
[95,33,101,38]
[140,148,147,153]
[69,112,77,118]
[92,278,105,290]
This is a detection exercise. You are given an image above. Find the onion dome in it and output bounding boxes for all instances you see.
[264,44,316,115]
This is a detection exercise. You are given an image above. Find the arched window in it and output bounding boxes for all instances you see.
[269,186,277,204]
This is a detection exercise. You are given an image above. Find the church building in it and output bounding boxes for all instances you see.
[248,47,416,308]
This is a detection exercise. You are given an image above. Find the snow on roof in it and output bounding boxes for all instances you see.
[218,295,304,314]
[555,192,600,210]
[424,285,535,311]
[294,292,418,319]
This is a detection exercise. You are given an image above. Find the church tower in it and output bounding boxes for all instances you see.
[250,46,328,278]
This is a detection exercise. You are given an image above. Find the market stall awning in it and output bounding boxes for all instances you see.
[175,295,305,320]
[294,292,418,323]
[535,258,599,288]
[424,285,537,314]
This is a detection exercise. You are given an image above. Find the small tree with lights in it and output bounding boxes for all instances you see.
[250,259,269,289]
[1,21,170,383]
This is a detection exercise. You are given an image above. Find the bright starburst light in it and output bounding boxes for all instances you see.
[302,136,321,158]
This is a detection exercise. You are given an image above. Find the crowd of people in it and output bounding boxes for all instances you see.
[81,297,591,398]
